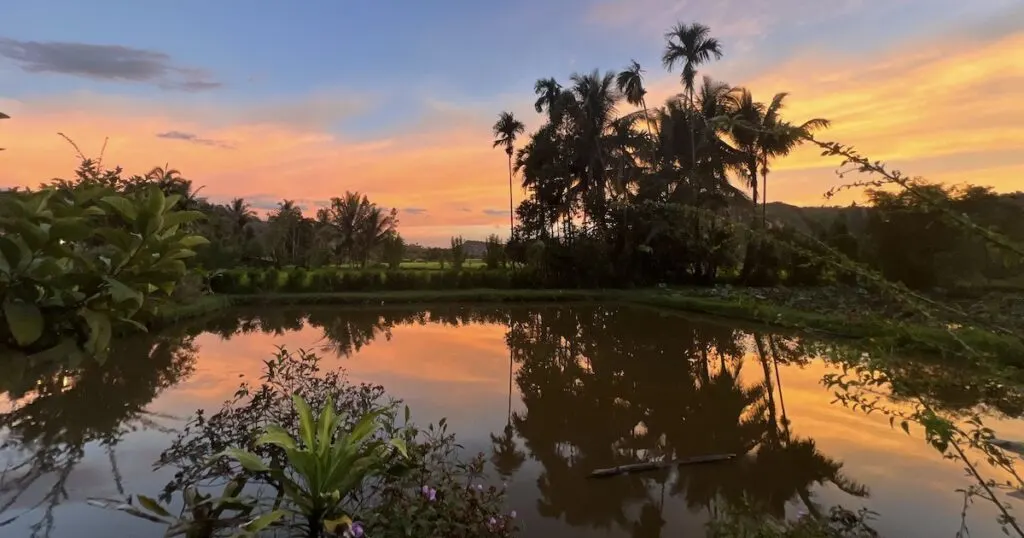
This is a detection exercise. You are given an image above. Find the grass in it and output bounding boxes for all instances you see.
[624,289,1024,364]
[147,295,233,328]
[397,259,488,270]
[156,287,1024,363]
[228,289,604,306]
[316,259,490,271]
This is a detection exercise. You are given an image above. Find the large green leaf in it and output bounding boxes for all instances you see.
[219,448,270,472]
[162,210,205,229]
[316,396,339,456]
[50,217,94,242]
[3,299,44,346]
[257,424,298,451]
[346,409,384,444]
[177,235,210,248]
[104,276,143,307]
[389,437,409,458]
[0,236,31,273]
[9,220,49,251]
[146,187,166,216]
[80,308,112,358]
[240,510,285,533]
[97,228,137,253]
[292,394,317,448]
[136,495,171,517]
[100,195,138,221]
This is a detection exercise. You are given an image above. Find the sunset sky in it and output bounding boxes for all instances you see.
[1,0,1021,245]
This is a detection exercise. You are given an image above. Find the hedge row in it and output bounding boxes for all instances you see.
[209,267,549,294]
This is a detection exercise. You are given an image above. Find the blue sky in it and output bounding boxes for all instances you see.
[5,0,1013,137]
[1,0,1021,245]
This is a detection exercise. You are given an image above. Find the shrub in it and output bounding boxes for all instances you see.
[286,267,310,292]
[382,233,405,270]
[451,236,467,270]
[484,234,505,269]
[146,347,515,538]
[0,183,208,360]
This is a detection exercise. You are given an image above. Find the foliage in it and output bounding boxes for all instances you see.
[209,267,529,294]
[450,235,467,270]
[146,346,514,538]
[381,232,405,270]
[216,393,409,537]
[708,505,879,537]
[484,234,506,269]
[0,167,208,362]
[363,421,517,538]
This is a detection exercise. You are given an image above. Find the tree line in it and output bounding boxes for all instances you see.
[491,21,1023,290]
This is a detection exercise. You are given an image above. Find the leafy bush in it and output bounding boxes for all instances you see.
[484,234,505,269]
[142,347,515,538]
[451,236,467,270]
[0,184,207,361]
[382,233,405,270]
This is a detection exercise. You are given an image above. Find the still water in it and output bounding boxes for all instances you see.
[1,304,1021,537]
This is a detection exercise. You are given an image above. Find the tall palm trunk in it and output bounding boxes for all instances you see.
[688,88,697,172]
[761,156,769,228]
[507,150,514,238]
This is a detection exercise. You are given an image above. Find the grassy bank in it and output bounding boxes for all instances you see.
[158,287,1023,363]
[227,289,606,306]
[624,290,1024,362]
[148,295,234,328]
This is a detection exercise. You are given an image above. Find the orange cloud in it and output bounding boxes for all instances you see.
[2,26,1022,243]
[0,92,526,246]
[647,28,1024,205]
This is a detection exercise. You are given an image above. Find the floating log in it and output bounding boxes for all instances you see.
[587,453,736,479]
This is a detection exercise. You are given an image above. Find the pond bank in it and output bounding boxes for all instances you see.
[154,288,1024,365]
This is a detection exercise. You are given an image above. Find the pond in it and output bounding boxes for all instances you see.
[1,303,1022,537]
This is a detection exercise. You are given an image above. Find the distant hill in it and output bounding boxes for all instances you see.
[764,202,870,234]
[407,240,487,259]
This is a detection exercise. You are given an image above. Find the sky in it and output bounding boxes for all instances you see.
[0,0,1022,246]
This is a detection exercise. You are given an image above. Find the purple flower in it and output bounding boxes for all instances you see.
[488,517,497,527]
[421,485,430,496]
[510,510,517,519]
[428,488,437,502]
[476,484,484,492]
[349,521,364,538]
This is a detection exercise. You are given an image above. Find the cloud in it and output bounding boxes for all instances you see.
[402,207,428,215]
[2,23,1021,244]
[155,130,233,149]
[0,38,220,91]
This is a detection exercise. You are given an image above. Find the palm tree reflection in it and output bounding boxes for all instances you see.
[495,305,869,535]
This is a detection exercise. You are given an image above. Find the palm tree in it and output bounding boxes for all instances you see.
[616,60,654,140]
[663,22,723,170]
[756,94,830,225]
[225,197,256,236]
[533,78,564,122]
[355,205,397,266]
[723,88,765,207]
[566,69,620,228]
[492,111,526,238]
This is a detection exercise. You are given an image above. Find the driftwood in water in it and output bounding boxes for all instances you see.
[587,453,736,479]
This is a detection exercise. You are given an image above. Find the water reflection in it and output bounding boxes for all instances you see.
[0,327,198,536]
[0,303,1019,537]
[504,308,868,534]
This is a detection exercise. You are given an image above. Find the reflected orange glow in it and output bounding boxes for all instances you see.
[135,312,1024,537]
